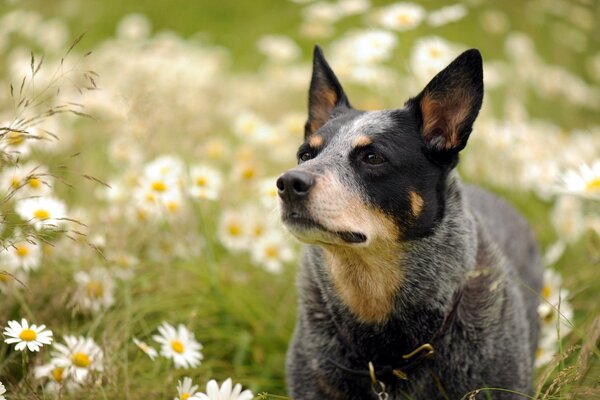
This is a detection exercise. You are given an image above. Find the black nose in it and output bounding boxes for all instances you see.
[276,171,315,202]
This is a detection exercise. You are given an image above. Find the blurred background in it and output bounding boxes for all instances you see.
[0,0,599,398]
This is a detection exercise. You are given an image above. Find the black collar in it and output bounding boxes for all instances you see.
[325,288,464,382]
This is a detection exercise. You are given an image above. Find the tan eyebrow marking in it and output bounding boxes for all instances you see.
[308,134,324,148]
[409,190,424,218]
[352,135,372,148]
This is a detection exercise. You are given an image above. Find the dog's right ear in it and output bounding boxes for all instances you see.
[305,45,351,138]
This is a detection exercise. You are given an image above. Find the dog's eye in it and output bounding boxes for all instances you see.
[363,153,386,165]
[298,151,313,163]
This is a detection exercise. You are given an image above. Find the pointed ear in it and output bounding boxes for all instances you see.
[408,49,483,154]
[305,45,351,138]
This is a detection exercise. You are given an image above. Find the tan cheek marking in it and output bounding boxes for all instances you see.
[308,134,324,148]
[409,190,424,218]
[352,135,372,148]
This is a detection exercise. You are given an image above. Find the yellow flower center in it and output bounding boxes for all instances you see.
[0,273,12,282]
[167,201,179,212]
[241,167,255,180]
[265,246,279,259]
[11,177,20,189]
[397,13,411,25]
[51,367,64,383]
[19,328,37,341]
[535,348,544,359]
[171,340,185,354]
[228,223,241,237]
[86,281,104,298]
[196,176,207,187]
[16,245,29,257]
[180,394,191,400]
[542,285,551,300]
[34,209,50,220]
[429,47,442,59]
[28,178,41,188]
[152,181,167,192]
[585,178,600,192]
[7,131,25,146]
[543,309,555,323]
[253,225,264,237]
[71,352,91,368]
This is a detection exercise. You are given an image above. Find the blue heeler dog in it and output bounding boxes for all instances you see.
[277,46,543,399]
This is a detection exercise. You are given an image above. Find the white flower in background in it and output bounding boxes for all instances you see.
[257,35,301,63]
[15,196,67,231]
[3,318,53,352]
[331,29,397,66]
[0,162,53,199]
[117,13,152,40]
[0,380,5,400]
[153,322,203,369]
[538,268,574,336]
[1,126,32,158]
[302,1,341,23]
[51,335,104,383]
[411,37,457,82]
[535,331,558,368]
[1,235,42,272]
[233,112,275,144]
[109,252,139,280]
[375,2,425,31]
[190,378,253,400]
[175,377,200,400]
[258,177,279,209]
[251,233,294,274]
[133,337,158,360]
[337,0,370,16]
[543,241,566,266]
[144,155,185,180]
[218,209,252,252]
[550,196,586,244]
[427,4,467,27]
[35,361,80,393]
[556,160,600,200]
[188,165,222,201]
[35,18,69,50]
[72,268,116,313]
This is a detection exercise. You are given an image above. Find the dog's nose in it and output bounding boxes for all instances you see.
[277,171,315,201]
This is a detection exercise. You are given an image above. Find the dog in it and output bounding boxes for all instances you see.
[277,46,543,399]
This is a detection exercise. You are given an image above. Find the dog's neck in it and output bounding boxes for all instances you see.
[319,173,478,325]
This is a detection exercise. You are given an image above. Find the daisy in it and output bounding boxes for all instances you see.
[72,268,116,313]
[175,377,200,400]
[257,35,301,63]
[1,127,32,158]
[51,335,104,383]
[190,378,253,400]
[3,318,53,352]
[2,232,42,272]
[0,380,5,400]
[258,177,279,209]
[133,337,158,360]
[410,37,457,82]
[187,165,222,201]
[427,4,468,27]
[251,233,294,274]
[218,209,251,252]
[14,196,67,231]
[153,322,203,369]
[331,29,397,66]
[557,160,600,200]
[375,2,425,31]
[0,162,53,199]
[109,252,139,280]
[35,361,80,393]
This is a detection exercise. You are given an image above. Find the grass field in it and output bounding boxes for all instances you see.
[0,0,599,399]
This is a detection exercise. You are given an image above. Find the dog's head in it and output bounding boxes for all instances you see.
[278,46,483,248]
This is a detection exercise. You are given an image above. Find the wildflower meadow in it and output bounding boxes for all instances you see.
[1,0,599,398]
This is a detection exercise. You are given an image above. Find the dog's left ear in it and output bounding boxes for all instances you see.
[408,49,483,155]
[305,45,351,138]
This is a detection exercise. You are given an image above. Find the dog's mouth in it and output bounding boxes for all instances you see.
[282,212,367,245]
